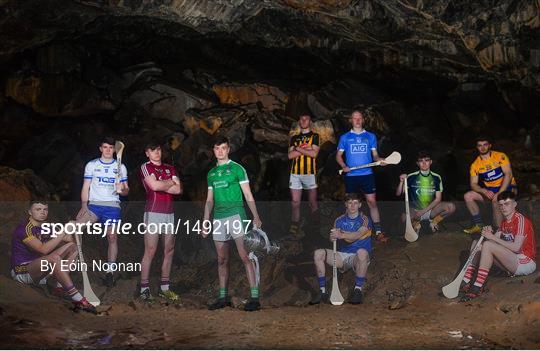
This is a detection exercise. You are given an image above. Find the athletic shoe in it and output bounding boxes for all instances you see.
[208,297,231,310]
[72,297,97,314]
[350,288,364,304]
[459,281,471,295]
[309,291,329,305]
[463,225,482,235]
[460,285,484,302]
[139,289,155,302]
[375,232,389,243]
[104,272,115,287]
[244,298,261,311]
[419,220,433,236]
[158,289,180,302]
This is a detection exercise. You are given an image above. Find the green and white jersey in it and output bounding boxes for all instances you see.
[407,171,443,210]
[207,159,248,219]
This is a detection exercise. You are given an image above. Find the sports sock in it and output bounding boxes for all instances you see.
[140,280,150,293]
[473,268,489,288]
[65,285,83,302]
[160,280,170,292]
[463,265,477,284]
[354,276,365,290]
[250,287,259,299]
[318,276,326,293]
[374,222,382,234]
[219,287,228,299]
[472,214,483,226]
[432,214,444,224]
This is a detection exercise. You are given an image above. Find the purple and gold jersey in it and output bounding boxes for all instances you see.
[11,219,48,272]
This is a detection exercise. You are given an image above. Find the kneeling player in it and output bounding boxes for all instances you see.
[10,200,96,313]
[311,193,372,305]
[460,191,537,301]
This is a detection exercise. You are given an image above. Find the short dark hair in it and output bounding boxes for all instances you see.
[475,135,491,144]
[345,192,365,202]
[144,140,161,151]
[417,150,431,160]
[29,200,48,209]
[100,137,116,147]
[350,109,364,117]
[212,136,229,147]
[498,190,516,202]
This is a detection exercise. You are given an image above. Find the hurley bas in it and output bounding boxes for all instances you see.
[41,259,141,273]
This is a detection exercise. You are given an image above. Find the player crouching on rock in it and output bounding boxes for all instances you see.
[10,200,96,313]
[460,190,537,301]
[310,193,372,305]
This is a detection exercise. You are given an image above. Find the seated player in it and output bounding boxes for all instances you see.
[310,193,372,305]
[460,191,536,301]
[10,200,96,313]
[395,150,455,233]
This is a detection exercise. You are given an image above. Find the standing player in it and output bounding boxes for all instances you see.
[463,137,516,234]
[77,137,129,287]
[395,151,455,233]
[11,200,96,313]
[288,114,320,237]
[460,191,536,301]
[310,193,372,305]
[201,136,263,312]
[139,141,182,302]
[336,110,388,242]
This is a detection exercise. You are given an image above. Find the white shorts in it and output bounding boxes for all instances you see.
[289,174,317,190]
[212,214,246,242]
[514,254,536,276]
[11,269,34,284]
[337,252,370,272]
[143,212,175,234]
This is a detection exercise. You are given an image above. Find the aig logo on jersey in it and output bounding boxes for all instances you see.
[350,143,368,154]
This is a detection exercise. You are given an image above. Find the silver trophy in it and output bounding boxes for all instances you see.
[244,228,280,255]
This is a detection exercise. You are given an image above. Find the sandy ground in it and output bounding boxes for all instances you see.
[1,224,539,349]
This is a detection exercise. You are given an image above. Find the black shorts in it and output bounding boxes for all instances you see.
[344,174,376,195]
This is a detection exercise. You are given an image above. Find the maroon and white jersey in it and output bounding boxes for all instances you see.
[140,162,178,214]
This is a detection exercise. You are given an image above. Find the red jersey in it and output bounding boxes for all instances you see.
[499,212,536,263]
[140,162,178,214]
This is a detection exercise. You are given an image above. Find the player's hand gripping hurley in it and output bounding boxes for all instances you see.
[404,178,419,242]
[330,239,345,305]
[442,236,485,298]
[338,151,401,175]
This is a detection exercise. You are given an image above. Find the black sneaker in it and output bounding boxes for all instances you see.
[309,291,329,305]
[208,297,231,310]
[139,288,155,303]
[460,285,484,302]
[244,298,261,311]
[350,288,364,304]
[104,272,115,287]
[419,220,433,236]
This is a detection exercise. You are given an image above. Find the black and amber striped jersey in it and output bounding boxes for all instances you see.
[289,132,320,175]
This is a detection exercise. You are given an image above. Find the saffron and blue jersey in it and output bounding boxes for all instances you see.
[337,130,377,176]
[335,212,373,254]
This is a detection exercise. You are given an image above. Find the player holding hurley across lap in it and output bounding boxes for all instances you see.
[310,193,373,305]
[10,200,96,313]
[336,110,389,243]
[76,137,129,288]
[459,191,536,301]
[201,136,263,312]
[139,141,182,302]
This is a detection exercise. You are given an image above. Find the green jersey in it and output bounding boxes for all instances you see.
[406,171,443,210]
[207,160,248,219]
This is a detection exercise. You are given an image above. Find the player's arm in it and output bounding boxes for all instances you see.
[336,150,350,172]
[165,176,182,195]
[288,145,302,159]
[470,174,488,195]
[240,182,262,229]
[201,188,214,238]
[339,226,371,243]
[497,163,513,194]
[144,174,176,192]
[77,179,92,220]
[24,233,67,255]
[117,180,129,196]
[396,174,407,196]
[294,144,320,158]
[481,226,525,253]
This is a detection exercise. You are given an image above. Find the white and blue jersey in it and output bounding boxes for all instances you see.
[337,130,377,176]
[335,212,372,254]
[84,158,128,207]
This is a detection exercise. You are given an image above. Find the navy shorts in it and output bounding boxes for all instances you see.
[88,204,121,224]
[344,174,376,195]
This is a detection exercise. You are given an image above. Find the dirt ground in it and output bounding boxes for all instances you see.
[1,221,539,349]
